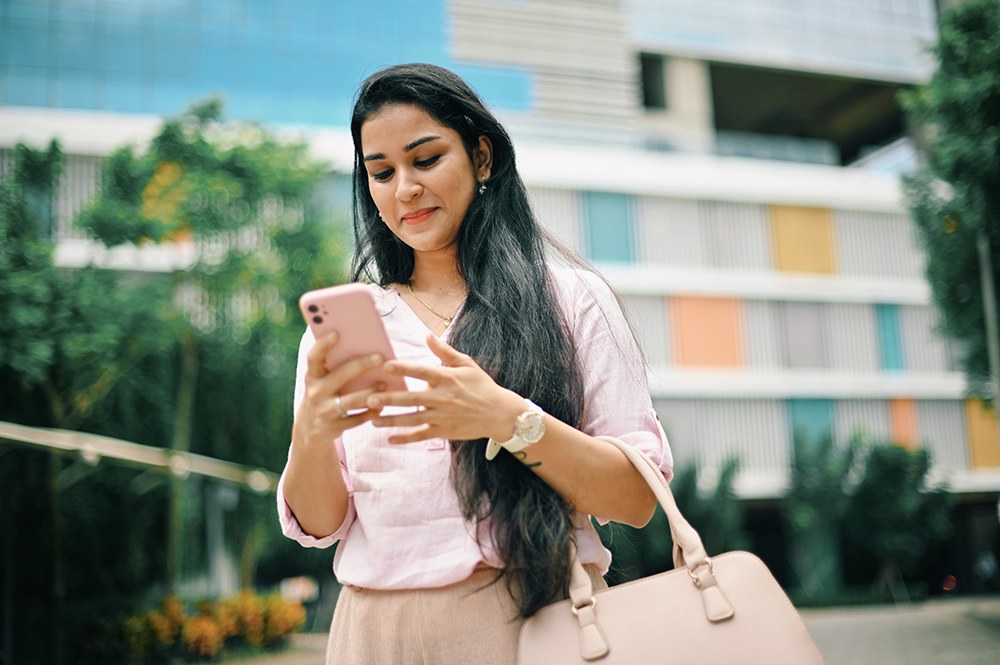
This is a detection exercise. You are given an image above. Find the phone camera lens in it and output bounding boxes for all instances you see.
[308,304,319,313]
[312,315,323,324]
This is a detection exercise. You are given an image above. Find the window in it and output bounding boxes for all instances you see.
[639,52,667,110]
[583,191,634,263]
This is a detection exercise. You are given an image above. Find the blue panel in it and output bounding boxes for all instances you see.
[100,31,143,74]
[789,399,835,453]
[53,71,100,109]
[5,66,50,106]
[4,0,534,126]
[103,73,144,113]
[3,19,51,68]
[53,21,99,70]
[876,304,904,371]
[584,191,634,263]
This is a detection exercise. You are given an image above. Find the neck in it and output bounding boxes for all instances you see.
[409,250,466,296]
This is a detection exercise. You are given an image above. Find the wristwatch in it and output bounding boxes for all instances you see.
[485,399,546,461]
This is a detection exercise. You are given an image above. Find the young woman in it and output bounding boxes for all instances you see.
[278,63,673,664]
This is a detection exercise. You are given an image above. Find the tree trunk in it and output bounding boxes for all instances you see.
[167,330,198,593]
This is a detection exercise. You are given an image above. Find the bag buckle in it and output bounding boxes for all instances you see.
[687,557,715,589]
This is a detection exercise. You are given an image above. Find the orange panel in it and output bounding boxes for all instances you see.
[966,399,1000,468]
[770,205,837,274]
[889,399,918,450]
[672,297,743,367]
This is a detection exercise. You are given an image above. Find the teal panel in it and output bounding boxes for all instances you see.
[583,191,634,263]
[876,304,904,371]
[789,399,835,453]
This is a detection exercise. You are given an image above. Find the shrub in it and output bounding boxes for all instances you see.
[121,589,306,662]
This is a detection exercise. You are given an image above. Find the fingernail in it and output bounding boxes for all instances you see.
[368,396,382,408]
[368,353,383,364]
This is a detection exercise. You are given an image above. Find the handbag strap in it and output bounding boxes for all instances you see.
[564,438,735,660]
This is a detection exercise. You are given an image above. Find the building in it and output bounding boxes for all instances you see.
[2,0,998,587]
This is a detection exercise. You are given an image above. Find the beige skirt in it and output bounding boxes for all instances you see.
[326,566,607,665]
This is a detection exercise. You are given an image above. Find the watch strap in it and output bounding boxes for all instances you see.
[485,399,544,461]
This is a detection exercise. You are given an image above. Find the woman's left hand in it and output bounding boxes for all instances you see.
[366,334,524,444]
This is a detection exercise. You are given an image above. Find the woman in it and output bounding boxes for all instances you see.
[278,63,672,664]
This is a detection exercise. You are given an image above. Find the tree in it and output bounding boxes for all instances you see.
[843,444,953,603]
[77,99,347,598]
[783,432,858,600]
[902,0,1000,413]
[1,101,349,663]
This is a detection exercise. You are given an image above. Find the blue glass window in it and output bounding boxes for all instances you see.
[789,399,835,453]
[583,191,635,263]
[876,304,904,371]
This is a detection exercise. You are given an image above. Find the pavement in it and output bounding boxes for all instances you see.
[245,596,1000,665]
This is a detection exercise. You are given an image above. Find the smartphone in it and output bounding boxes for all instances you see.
[298,283,407,394]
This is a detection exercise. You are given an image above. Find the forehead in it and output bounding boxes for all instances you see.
[360,103,459,151]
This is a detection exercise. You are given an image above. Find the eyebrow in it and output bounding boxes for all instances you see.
[363,135,441,162]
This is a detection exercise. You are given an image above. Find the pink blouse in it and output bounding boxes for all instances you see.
[277,267,673,589]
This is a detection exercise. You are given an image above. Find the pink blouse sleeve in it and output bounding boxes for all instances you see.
[560,269,673,480]
[276,329,356,548]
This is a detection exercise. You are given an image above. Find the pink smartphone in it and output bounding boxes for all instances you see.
[298,284,407,394]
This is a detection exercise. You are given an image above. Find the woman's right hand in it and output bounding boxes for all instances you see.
[284,331,387,538]
[292,331,387,449]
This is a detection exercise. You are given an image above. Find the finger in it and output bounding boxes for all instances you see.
[426,334,476,367]
[325,353,385,394]
[387,425,437,445]
[382,360,445,383]
[306,331,339,378]
[334,409,378,431]
[340,383,388,413]
[366,390,431,410]
[372,409,430,429]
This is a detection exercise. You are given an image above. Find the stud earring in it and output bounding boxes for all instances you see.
[478,180,487,195]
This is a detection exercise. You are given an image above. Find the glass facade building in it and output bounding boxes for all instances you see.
[0,0,531,125]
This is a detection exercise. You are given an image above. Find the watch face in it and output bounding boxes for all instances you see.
[517,411,546,444]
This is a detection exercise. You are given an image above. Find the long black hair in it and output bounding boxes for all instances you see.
[349,63,586,617]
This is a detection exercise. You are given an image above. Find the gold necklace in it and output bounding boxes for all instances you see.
[406,283,463,326]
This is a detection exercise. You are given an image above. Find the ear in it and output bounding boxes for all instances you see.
[473,136,493,182]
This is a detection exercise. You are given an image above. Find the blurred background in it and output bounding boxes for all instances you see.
[1,0,998,663]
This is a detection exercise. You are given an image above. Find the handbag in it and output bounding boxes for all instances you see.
[518,437,827,664]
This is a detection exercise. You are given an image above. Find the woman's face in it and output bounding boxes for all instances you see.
[360,103,490,259]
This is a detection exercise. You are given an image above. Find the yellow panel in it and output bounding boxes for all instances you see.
[889,399,918,450]
[966,399,1000,468]
[770,205,837,274]
[672,297,743,368]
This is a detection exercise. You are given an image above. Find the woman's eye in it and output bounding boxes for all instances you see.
[415,156,440,168]
[371,168,393,182]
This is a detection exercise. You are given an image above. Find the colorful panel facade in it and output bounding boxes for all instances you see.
[770,205,836,274]
[889,399,919,449]
[636,196,704,267]
[966,399,1000,468]
[789,399,835,451]
[622,295,670,368]
[583,191,634,263]
[876,304,905,371]
[671,296,743,367]
[781,302,828,368]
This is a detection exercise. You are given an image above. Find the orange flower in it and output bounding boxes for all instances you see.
[182,615,225,658]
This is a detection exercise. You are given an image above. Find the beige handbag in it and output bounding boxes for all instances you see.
[519,438,827,664]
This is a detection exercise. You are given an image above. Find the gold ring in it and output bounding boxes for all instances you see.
[333,396,347,419]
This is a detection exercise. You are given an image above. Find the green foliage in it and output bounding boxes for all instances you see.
[901,0,1000,400]
[1,100,350,663]
[784,432,857,534]
[844,443,953,574]
[600,457,748,584]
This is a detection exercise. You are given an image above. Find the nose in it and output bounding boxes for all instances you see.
[395,170,422,202]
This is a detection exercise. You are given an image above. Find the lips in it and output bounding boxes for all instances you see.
[401,207,436,225]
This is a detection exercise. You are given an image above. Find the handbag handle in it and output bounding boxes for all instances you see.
[565,438,735,660]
